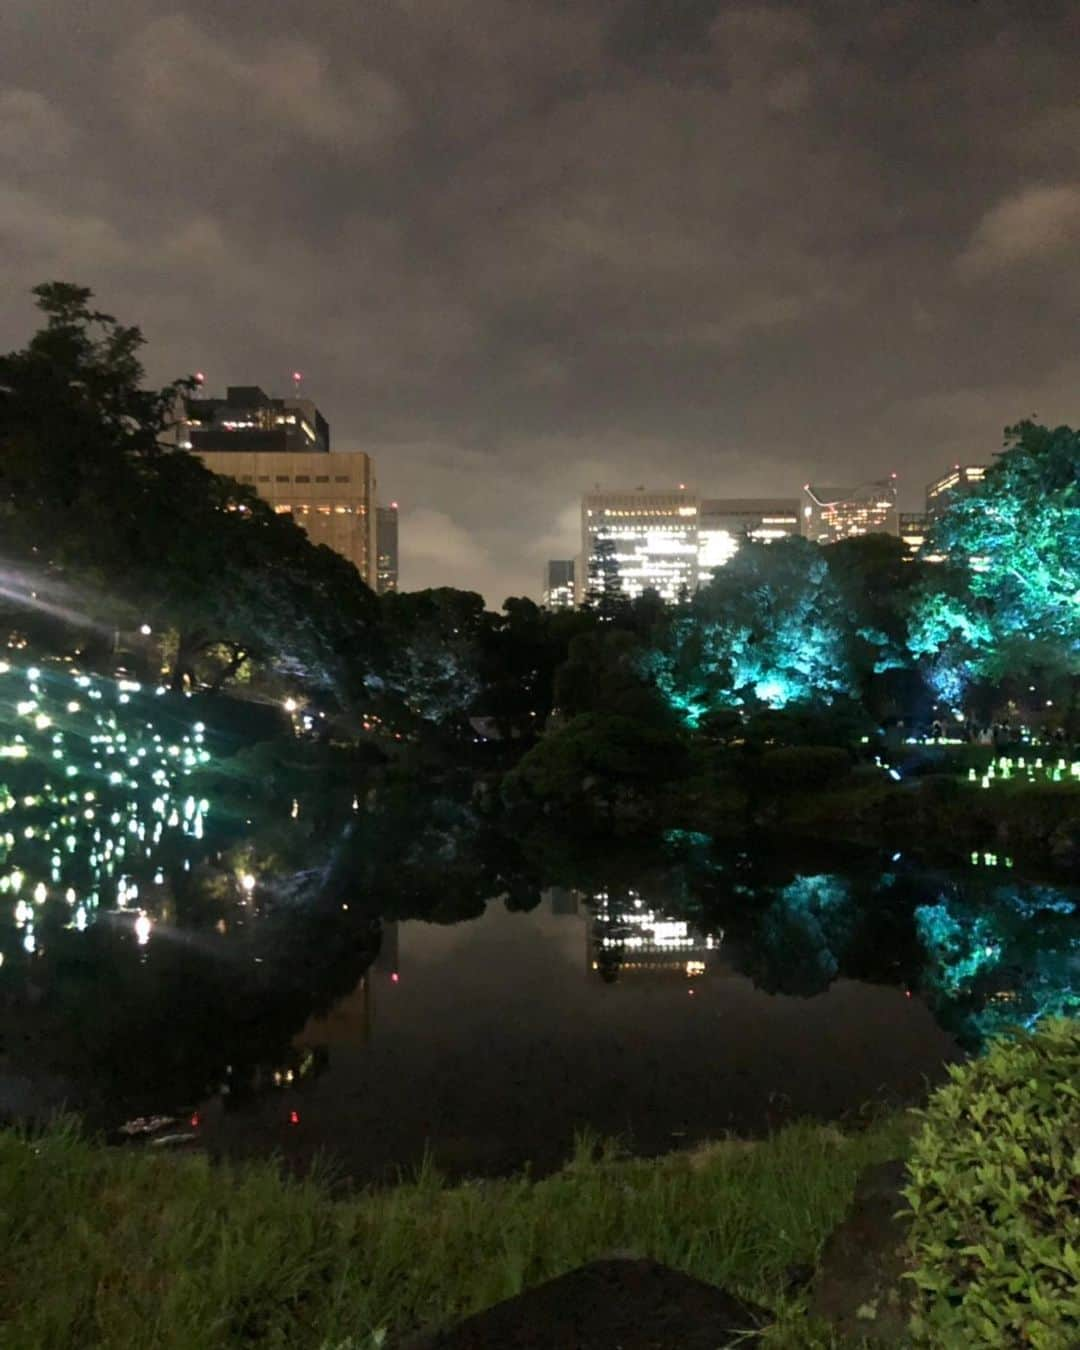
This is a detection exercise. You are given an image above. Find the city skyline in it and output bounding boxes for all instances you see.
[2,3,1077,605]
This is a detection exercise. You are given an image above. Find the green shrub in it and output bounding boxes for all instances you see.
[754,745,853,792]
[902,1018,1080,1348]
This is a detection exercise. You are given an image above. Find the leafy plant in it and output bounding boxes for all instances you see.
[902,1018,1080,1347]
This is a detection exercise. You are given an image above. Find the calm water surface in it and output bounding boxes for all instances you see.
[0,668,1077,1181]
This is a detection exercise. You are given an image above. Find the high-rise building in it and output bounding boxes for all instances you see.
[800,480,899,544]
[899,512,936,562]
[579,488,699,604]
[181,384,377,585]
[698,498,800,576]
[376,503,399,594]
[183,384,330,454]
[925,465,988,518]
[543,560,575,610]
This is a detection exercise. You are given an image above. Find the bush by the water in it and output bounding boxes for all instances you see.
[752,745,853,792]
[902,1018,1080,1347]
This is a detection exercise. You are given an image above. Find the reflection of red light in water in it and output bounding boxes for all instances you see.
[190,1111,200,1128]
[905,990,913,999]
[688,989,695,996]
[391,972,399,983]
[289,1110,300,1126]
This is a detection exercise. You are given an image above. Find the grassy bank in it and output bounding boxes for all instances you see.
[0,1116,912,1349]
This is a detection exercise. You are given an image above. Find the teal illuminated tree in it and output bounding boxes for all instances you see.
[918,422,1080,729]
[642,537,856,726]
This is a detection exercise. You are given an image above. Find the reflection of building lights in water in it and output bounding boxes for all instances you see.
[241,874,256,893]
[135,914,152,945]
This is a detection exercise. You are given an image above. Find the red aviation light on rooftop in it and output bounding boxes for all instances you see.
[194,371,205,385]
[390,501,399,510]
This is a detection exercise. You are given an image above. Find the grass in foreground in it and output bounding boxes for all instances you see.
[0,1116,913,1349]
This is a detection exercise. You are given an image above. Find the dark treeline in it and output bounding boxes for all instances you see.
[2,283,1078,796]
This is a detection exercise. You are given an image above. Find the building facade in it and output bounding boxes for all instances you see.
[376,504,399,594]
[195,449,377,582]
[579,488,699,604]
[925,465,988,518]
[182,385,377,585]
[800,480,899,544]
[543,559,576,610]
[698,498,800,576]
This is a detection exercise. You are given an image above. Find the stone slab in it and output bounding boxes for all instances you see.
[402,1257,768,1349]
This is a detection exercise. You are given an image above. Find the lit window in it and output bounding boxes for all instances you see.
[275,505,292,514]
[317,506,331,515]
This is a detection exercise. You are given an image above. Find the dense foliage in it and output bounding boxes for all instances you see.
[902,1019,1080,1347]
[0,284,379,707]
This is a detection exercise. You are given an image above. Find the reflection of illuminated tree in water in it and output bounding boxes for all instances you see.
[740,874,853,997]
[916,885,1079,1045]
[729,868,1077,1045]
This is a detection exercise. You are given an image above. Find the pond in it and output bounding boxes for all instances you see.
[0,666,1078,1182]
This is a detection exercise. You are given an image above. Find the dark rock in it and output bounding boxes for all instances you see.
[810,1159,911,1345]
[401,1257,769,1349]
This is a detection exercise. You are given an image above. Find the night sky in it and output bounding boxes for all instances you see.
[2,1,1078,603]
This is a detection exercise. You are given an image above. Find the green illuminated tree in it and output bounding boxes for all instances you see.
[642,537,856,726]
[922,422,1080,730]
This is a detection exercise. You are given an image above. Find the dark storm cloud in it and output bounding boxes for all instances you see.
[2,1,1079,602]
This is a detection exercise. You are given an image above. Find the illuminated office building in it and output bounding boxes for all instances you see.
[376,504,399,594]
[899,512,928,560]
[183,383,330,454]
[181,384,377,584]
[698,498,800,576]
[543,560,576,610]
[800,480,899,544]
[925,465,988,518]
[579,488,699,604]
[898,512,946,564]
